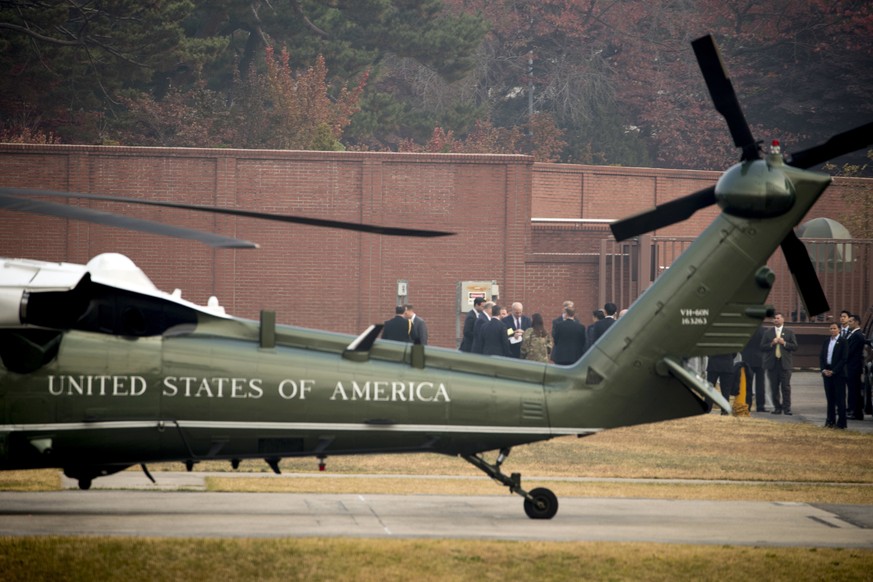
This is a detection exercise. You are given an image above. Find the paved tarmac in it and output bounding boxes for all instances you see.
[2,372,871,546]
[2,490,872,547]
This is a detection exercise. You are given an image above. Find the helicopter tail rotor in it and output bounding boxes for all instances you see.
[609,34,873,317]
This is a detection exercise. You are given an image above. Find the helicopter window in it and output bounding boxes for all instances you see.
[120,306,147,336]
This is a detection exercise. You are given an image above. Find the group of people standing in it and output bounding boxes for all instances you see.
[381,304,429,345]
[381,299,621,364]
[458,298,621,364]
[690,313,799,416]
[818,310,868,429]
[384,302,869,429]
[708,310,868,427]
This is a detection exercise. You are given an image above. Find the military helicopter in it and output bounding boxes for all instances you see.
[0,35,871,520]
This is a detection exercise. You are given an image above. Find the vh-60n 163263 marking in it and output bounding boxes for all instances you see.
[680,308,709,326]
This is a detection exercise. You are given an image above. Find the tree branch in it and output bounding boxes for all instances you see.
[0,22,81,45]
[289,0,329,37]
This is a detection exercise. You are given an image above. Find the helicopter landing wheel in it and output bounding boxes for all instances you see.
[78,478,92,491]
[523,487,558,520]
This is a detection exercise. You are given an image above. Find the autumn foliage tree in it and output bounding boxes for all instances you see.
[255,47,367,151]
[398,113,566,162]
[827,151,873,239]
[2,0,871,170]
[107,47,367,151]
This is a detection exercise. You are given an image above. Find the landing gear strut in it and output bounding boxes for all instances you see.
[461,448,559,519]
[63,465,130,491]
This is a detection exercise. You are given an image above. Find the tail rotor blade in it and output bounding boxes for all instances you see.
[787,121,873,170]
[610,186,716,242]
[780,230,830,317]
[691,35,759,161]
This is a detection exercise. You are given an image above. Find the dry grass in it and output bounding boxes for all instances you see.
[159,415,873,483]
[0,470,60,491]
[1,537,871,582]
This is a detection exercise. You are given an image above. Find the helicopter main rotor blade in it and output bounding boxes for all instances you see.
[691,35,759,161]
[0,188,454,238]
[609,186,716,242]
[780,230,830,317]
[0,191,258,248]
[787,121,873,170]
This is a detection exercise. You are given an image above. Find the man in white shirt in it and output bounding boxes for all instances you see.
[819,322,847,428]
[502,301,531,358]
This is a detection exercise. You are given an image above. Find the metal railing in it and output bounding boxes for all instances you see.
[599,236,873,324]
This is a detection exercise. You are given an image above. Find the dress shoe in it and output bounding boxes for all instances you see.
[757,408,767,413]
[770,409,782,415]
[783,410,792,416]
[824,422,835,428]
[851,414,864,421]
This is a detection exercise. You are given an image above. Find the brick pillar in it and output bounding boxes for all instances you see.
[213,154,238,314]
[66,151,90,264]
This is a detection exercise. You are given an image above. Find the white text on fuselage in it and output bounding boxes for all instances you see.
[45,376,450,403]
[680,308,709,326]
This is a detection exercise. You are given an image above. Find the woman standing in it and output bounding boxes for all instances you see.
[521,313,552,363]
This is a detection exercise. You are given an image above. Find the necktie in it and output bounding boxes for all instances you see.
[408,319,412,334]
[516,317,520,330]
[775,328,781,358]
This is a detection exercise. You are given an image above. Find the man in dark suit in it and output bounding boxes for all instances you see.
[706,353,736,404]
[404,304,428,345]
[587,309,605,348]
[839,309,851,338]
[741,326,767,412]
[551,300,574,335]
[382,306,410,342]
[760,312,798,415]
[460,297,486,351]
[846,314,866,420]
[502,301,531,358]
[820,322,848,429]
[588,302,618,346]
[471,301,494,354]
[481,304,513,357]
[551,307,587,365]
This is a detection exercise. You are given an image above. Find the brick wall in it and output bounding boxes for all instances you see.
[1,144,869,348]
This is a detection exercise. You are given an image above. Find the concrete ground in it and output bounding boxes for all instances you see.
[729,370,873,434]
[3,489,872,546]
